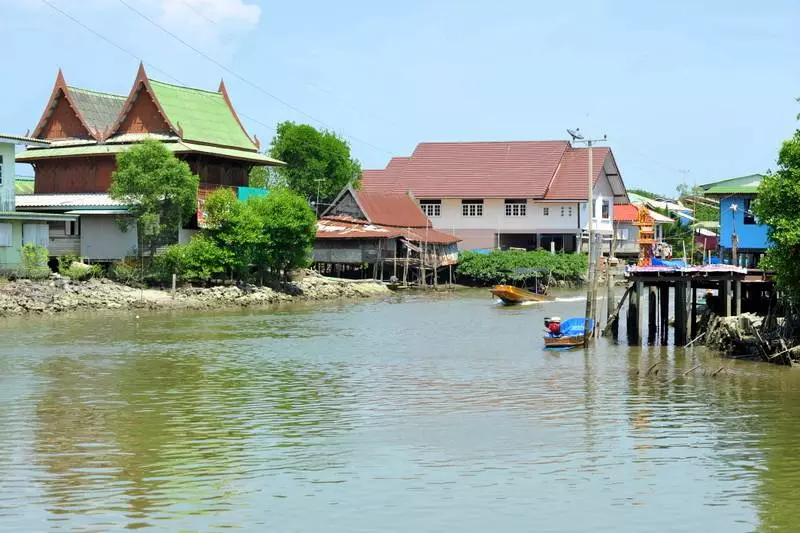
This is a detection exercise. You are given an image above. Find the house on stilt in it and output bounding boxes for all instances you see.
[314,187,460,285]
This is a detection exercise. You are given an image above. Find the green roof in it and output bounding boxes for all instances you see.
[16,141,284,165]
[15,176,34,195]
[148,79,257,151]
[700,174,764,195]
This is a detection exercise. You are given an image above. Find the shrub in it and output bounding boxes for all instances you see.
[110,260,142,285]
[16,244,51,280]
[57,254,101,281]
[154,235,231,283]
[456,250,588,286]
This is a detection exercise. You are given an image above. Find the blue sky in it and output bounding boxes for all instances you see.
[3,0,799,194]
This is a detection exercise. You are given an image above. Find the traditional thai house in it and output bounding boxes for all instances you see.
[314,187,460,285]
[14,64,283,261]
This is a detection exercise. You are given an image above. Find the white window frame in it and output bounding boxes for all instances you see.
[616,228,630,240]
[543,207,550,216]
[568,206,573,217]
[504,200,526,217]
[601,200,611,220]
[462,200,484,217]
[420,200,441,217]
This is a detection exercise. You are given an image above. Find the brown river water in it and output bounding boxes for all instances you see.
[1,289,799,532]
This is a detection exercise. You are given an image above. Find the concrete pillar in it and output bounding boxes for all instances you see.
[720,280,731,317]
[648,286,657,345]
[733,280,742,316]
[660,284,670,345]
[627,281,642,346]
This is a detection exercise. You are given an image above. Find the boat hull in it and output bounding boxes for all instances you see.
[543,317,595,348]
[543,335,586,348]
[490,285,554,305]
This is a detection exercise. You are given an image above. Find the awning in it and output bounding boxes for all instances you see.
[64,209,130,215]
[0,211,77,221]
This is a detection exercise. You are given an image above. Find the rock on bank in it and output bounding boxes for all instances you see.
[0,271,390,317]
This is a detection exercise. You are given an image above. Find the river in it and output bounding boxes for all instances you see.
[1,289,799,532]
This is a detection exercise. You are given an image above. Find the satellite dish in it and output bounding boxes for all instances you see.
[567,128,584,141]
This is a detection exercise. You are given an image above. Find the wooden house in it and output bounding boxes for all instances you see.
[314,187,460,285]
[14,65,283,261]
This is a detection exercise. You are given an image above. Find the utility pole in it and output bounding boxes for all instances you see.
[568,129,607,346]
[314,178,325,216]
[730,203,738,266]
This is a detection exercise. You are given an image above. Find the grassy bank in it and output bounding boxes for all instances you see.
[456,250,588,286]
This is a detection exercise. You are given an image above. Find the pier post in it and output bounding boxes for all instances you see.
[690,282,698,340]
[627,281,641,345]
[674,281,688,346]
[733,280,742,315]
[660,284,669,345]
[720,280,731,317]
[648,286,657,345]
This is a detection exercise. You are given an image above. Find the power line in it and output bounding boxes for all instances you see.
[115,0,393,156]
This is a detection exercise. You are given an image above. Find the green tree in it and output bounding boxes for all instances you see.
[203,188,261,277]
[248,189,317,279]
[753,119,800,303]
[110,140,199,258]
[268,121,361,209]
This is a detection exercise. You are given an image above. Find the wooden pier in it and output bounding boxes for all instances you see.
[609,265,774,346]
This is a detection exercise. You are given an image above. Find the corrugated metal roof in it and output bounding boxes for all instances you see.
[353,189,432,228]
[0,133,50,146]
[317,216,460,244]
[67,87,126,135]
[701,174,764,195]
[16,141,284,165]
[0,211,77,221]
[15,194,124,208]
[14,176,35,195]
[149,79,257,151]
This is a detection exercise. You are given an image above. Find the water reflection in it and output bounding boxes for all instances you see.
[0,292,800,531]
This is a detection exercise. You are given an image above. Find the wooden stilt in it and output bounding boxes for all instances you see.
[659,284,669,345]
[648,286,657,345]
[690,282,698,339]
[627,281,641,346]
[675,281,688,346]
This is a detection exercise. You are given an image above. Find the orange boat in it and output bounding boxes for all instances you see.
[490,285,554,305]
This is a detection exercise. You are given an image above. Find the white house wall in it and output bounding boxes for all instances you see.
[0,142,15,211]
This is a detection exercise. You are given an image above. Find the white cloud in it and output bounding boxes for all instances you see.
[156,0,261,39]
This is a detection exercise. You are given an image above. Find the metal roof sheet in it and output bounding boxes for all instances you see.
[0,133,50,146]
[15,194,124,208]
[0,211,77,221]
[16,141,284,165]
[700,174,764,195]
[317,216,460,244]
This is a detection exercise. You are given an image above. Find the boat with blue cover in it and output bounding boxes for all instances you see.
[543,317,594,348]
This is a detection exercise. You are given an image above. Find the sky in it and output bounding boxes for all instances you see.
[3,0,799,195]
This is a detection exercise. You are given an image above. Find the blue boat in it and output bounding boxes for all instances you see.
[544,317,595,348]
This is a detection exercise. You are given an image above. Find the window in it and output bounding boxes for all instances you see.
[560,206,565,217]
[22,223,48,248]
[0,223,11,247]
[420,200,441,217]
[462,199,483,217]
[743,199,756,225]
[616,228,630,240]
[504,199,526,217]
[568,206,574,217]
[65,220,80,236]
[601,200,610,219]
[543,207,550,216]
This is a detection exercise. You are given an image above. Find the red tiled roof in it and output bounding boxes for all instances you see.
[542,147,610,200]
[317,216,460,244]
[353,189,431,228]
[613,203,639,222]
[361,141,571,198]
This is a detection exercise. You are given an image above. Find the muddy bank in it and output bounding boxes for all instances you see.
[0,271,391,317]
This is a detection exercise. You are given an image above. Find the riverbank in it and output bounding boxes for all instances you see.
[0,270,391,317]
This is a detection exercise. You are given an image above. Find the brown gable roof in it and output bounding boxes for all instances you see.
[361,141,571,198]
[361,141,621,201]
[32,70,97,140]
[353,189,432,228]
[543,147,610,200]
